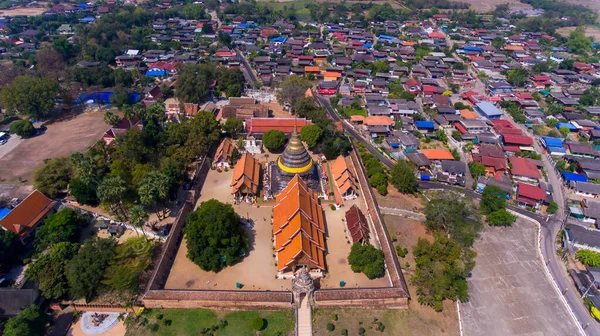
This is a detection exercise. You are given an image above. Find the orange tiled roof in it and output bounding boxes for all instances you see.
[420,149,455,160]
[504,45,524,51]
[304,66,320,72]
[0,190,56,237]
[212,138,235,166]
[323,71,342,78]
[330,156,358,196]
[273,175,326,271]
[365,116,394,126]
[231,153,260,195]
[459,109,479,120]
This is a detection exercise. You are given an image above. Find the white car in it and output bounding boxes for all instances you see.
[0,139,7,145]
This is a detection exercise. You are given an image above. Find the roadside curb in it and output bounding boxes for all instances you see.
[510,210,586,336]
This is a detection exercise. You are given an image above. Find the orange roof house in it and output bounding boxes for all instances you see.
[323,71,342,81]
[0,190,57,243]
[504,45,524,51]
[231,153,261,197]
[460,109,479,120]
[330,155,358,200]
[364,116,394,126]
[350,115,365,123]
[272,175,326,273]
[304,66,320,74]
[420,149,455,161]
[213,138,236,168]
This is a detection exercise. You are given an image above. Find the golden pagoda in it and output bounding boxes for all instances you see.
[277,123,314,175]
[268,120,322,196]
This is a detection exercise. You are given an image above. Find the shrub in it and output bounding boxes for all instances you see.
[156,314,163,320]
[359,327,366,335]
[251,317,266,331]
[330,205,336,211]
[9,119,35,137]
[577,250,600,267]
[487,209,516,226]
[331,314,338,321]
[547,202,558,214]
[396,245,408,258]
[327,322,335,331]
[341,329,348,336]
[376,322,385,332]
[391,235,397,242]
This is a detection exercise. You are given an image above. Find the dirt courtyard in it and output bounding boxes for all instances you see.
[0,6,47,16]
[449,0,531,12]
[165,166,390,291]
[0,109,109,183]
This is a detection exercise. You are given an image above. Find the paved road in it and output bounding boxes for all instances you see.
[236,49,258,85]
[0,135,22,160]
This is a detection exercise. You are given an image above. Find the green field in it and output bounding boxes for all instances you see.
[125,309,294,336]
[256,0,314,20]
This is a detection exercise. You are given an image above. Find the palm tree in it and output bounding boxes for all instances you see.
[128,205,149,239]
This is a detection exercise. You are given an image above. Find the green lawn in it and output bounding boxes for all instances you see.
[125,309,294,336]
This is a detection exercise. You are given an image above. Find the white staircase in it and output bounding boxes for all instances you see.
[296,295,313,336]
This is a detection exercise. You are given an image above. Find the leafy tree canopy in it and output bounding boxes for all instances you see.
[347,243,385,279]
[9,119,35,137]
[3,304,48,336]
[487,208,516,226]
[424,193,482,247]
[35,208,88,252]
[411,234,476,311]
[67,238,116,301]
[0,75,60,119]
[184,199,248,272]
[300,124,323,149]
[25,242,79,299]
[277,75,312,111]
[480,185,507,215]
[262,129,287,152]
[102,237,155,293]
[390,162,417,194]
[223,117,244,138]
[34,156,74,198]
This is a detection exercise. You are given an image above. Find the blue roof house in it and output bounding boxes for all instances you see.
[543,137,563,148]
[475,102,503,119]
[416,120,435,132]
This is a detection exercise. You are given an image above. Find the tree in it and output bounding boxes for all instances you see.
[97,176,128,218]
[276,75,312,112]
[390,162,417,194]
[69,179,98,205]
[223,117,244,138]
[104,110,121,126]
[262,129,287,152]
[546,118,559,128]
[3,304,48,336]
[184,199,248,272]
[0,229,17,267]
[25,242,79,299]
[34,156,74,198]
[35,48,65,78]
[9,119,35,137]
[487,209,516,226]
[567,27,592,54]
[468,162,486,177]
[559,126,570,138]
[175,63,216,104]
[347,243,385,279]
[166,111,221,164]
[0,75,60,119]
[102,237,154,293]
[300,124,323,149]
[138,170,170,218]
[411,234,476,311]
[35,208,87,252]
[128,205,149,238]
[67,238,116,301]
[480,185,506,215]
[424,193,482,247]
[506,67,530,88]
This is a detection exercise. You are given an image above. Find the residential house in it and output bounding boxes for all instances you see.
[509,156,541,184]
[0,190,57,243]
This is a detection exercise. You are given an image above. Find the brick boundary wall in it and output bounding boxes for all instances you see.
[143,290,293,309]
[70,304,142,313]
[349,149,410,295]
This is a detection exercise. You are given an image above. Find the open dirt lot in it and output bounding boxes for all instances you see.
[448,0,531,12]
[557,26,600,40]
[0,109,109,183]
[0,6,47,16]
[377,193,459,335]
[563,0,600,15]
[460,218,579,336]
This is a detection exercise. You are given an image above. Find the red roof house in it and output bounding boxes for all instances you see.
[516,182,546,208]
[509,157,541,181]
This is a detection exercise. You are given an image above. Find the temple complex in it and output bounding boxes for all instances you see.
[272,175,326,276]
